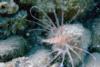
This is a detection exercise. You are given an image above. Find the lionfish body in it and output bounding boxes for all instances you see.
[42,23,91,67]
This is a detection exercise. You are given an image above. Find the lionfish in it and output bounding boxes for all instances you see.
[27,0,96,67]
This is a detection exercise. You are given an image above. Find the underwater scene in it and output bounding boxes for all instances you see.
[0,0,100,67]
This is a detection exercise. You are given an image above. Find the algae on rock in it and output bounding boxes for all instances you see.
[0,10,28,36]
[31,0,94,12]
[0,36,28,62]
[29,0,94,23]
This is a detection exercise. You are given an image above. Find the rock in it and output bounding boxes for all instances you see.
[6,57,29,67]
[9,10,27,20]
[20,0,35,4]
[8,10,28,34]
[0,30,10,40]
[0,10,28,35]
[30,0,94,13]
[29,0,94,25]
[4,49,52,67]
[30,0,94,20]
[91,16,100,52]
[0,17,9,39]
[0,17,8,27]
[0,63,5,67]
[85,53,100,67]
[0,36,28,62]
[0,0,19,14]
[29,49,51,67]
[0,17,10,39]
